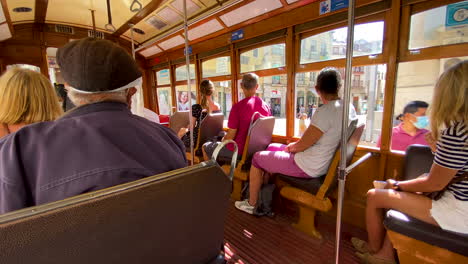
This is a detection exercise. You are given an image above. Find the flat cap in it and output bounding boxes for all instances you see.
[57,38,142,93]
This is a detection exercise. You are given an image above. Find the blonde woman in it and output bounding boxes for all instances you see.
[0,68,63,138]
[352,60,468,264]
[179,80,220,148]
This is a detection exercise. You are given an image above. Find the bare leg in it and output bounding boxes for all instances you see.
[373,235,395,260]
[365,189,437,260]
[248,165,264,206]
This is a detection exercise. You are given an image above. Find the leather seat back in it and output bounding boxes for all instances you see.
[0,161,230,264]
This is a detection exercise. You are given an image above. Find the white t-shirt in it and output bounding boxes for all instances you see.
[294,100,357,177]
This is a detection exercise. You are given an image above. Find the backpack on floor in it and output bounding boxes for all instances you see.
[241,183,275,217]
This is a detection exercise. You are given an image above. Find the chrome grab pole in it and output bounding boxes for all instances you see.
[335,0,356,263]
[183,0,195,165]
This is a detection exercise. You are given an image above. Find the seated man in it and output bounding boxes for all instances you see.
[202,73,271,160]
[235,67,357,214]
[376,101,430,152]
[0,38,187,214]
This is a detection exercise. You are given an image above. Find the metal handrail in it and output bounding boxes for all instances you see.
[212,140,238,181]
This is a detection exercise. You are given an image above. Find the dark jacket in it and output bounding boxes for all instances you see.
[0,101,187,214]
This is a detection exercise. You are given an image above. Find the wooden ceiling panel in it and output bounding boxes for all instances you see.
[122,0,227,44]
[46,0,152,31]
[171,0,201,15]
[157,6,182,24]
[6,0,35,23]
[158,34,184,50]
[139,45,162,57]
[220,0,283,27]
[187,19,223,41]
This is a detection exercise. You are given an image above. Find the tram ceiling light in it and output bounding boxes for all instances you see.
[135,0,243,52]
[133,28,145,35]
[12,7,33,13]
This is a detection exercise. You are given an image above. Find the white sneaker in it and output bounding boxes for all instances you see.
[235,200,254,215]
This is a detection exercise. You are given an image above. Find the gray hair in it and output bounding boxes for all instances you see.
[68,89,127,106]
[241,73,259,90]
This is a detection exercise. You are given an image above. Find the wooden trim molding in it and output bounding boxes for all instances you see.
[35,0,49,24]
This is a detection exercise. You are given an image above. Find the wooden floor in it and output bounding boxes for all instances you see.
[224,202,367,264]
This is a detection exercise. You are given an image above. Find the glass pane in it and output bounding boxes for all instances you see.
[240,43,286,73]
[300,21,384,64]
[176,84,197,111]
[238,74,287,136]
[393,57,467,151]
[294,65,387,148]
[157,87,173,115]
[156,69,170,86]
[175,64,196,81]
[212,80,232,127]
[202,56,231,78]
[409,2,468,49]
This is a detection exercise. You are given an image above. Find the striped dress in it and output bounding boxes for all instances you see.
[434,122,468,201]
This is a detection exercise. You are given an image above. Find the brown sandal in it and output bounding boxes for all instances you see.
[356,252,396,264]
[351,237,371,254]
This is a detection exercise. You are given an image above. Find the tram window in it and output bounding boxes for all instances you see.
[175,64,196,81]
[238,75,287,136]
[212,80,232,124]
[202,56,231,78]
[240,44,286,73]
[176,84,197,111]
[294,65,386,147]
[156,87,173,115]
[156,69,171,86]
[409,2,468,50]
[300,21,384,64]
[393,56,468,150]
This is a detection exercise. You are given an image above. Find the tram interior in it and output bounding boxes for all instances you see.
[0,0,467,263]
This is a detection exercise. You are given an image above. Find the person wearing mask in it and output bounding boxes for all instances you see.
[0,38,186,214]
[376,101,430,151]
[202,73,271,160]
[0,68,63,138]
[352,60,468,264]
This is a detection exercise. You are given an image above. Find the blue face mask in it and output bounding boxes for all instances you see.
[413,116,429,129]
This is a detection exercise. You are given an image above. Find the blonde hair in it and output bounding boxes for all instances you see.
[0,68,63,125]
[430,60,468,140]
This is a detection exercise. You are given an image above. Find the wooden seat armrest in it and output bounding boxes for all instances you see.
[315,151,340,199]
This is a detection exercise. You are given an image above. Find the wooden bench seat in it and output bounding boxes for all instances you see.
[277,121,363,239]
[384,209,468,264]
[383,145,468,264]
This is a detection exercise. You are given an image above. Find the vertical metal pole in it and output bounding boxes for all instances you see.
[129,24,136,59]
[335,0,356,263]
[183,0,194,165]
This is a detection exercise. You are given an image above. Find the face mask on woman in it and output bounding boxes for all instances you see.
[412,115,429,129]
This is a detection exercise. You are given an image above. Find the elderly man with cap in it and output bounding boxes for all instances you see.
[0,38,187,214]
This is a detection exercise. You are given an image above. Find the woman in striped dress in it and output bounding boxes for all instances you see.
[352,60,468,264]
